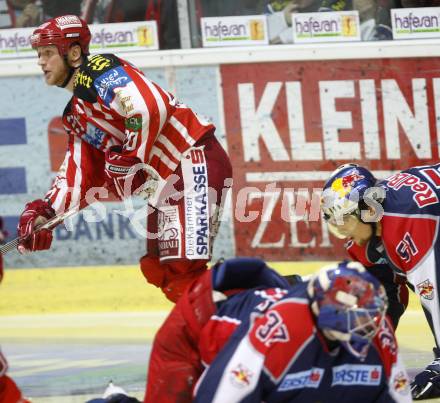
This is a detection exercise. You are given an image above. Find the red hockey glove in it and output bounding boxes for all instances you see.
[104,145,147,199]
[17,199,55,253]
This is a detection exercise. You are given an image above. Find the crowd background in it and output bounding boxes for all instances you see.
[1,0,440,49]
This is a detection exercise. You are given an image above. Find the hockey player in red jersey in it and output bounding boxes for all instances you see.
[321,162,440,400]
[17,15,232,302]
[145,258,411,403]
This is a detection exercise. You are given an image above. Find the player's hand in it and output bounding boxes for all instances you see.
[17,199,55,254]
[411,349,440,399]
[104,145,147,199]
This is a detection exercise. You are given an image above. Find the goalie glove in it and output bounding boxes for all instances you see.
[17,199,55,253]
[104,146,148,200]
[411,347,440,400]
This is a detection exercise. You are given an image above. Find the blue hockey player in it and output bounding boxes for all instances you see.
[321,162,440,400]
[144,258,411,403]
[193,260,411,403]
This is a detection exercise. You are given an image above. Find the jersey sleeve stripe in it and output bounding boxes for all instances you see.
[153,82,174,109]
[150,146,178,171]
[210,315,242,325]
[47,152,69,213]
[155,134,182,162]
[87,116,124,142]
[169,116,196,146]
[138,71,169,134]
[122,70,156,162]
[149,155,175,179]
[92,101,114,120]
[153,141,179,166]
[70,138,83,210]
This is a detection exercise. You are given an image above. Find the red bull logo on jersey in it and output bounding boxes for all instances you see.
[331,364,382,386]
[278,368,324,391]
[229,364,253,388]
[182,147,210,260]
[393,371,409,394]
[417,279,435,300]
[331,172,364,198]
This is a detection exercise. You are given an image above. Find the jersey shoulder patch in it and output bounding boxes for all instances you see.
[73,54,122,102]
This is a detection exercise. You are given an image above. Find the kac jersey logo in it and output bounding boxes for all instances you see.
[332,364,382,386]
[278,368,324,391]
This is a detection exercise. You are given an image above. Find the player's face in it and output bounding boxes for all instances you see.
[36,45,69,86]
[326,214,373,245]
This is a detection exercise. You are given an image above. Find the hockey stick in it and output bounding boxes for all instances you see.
[0,203,82,256]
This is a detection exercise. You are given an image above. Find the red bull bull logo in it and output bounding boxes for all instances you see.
[230,364,253,388]
[393,371,409,394]
[417,279,435,300]
[331,171,365,198]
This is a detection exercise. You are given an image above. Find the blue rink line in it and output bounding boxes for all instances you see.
[3,341,439,403]
[3,342,150,401]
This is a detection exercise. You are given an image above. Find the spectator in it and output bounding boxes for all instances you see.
[98,0,181,49]
[401,0,440,6]
[8,0,41,27]
[266,0,353,44]
[355,0,400,41]
[42,0,82,19]
[200,0,266,17]
[145,0,181,49]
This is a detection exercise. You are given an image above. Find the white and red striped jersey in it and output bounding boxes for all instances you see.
[45,53,214,214]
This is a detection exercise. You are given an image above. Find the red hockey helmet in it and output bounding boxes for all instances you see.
[30,15,91,56]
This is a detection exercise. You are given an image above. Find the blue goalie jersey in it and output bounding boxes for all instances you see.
[194,282,412,403]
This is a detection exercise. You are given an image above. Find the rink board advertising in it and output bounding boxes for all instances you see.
[221,57,440,260]
[2,54,440,265]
